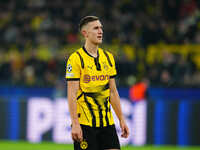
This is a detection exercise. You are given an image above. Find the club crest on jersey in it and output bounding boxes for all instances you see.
[67,64,72,72]
[80,140,88,149]
[102,61,109,70]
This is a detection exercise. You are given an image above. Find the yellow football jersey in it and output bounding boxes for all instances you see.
[66,47,117,127]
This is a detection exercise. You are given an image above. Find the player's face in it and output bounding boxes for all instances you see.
[85,20,103,45]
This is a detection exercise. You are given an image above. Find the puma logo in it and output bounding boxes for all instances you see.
[87,65,93,69]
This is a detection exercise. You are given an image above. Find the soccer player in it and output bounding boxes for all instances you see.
[66,16,129,150]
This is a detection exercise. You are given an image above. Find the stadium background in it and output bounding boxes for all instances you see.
[0,0,200,149]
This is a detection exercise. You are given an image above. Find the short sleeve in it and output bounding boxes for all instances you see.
[65,53,81,80]
[107,52,117,78]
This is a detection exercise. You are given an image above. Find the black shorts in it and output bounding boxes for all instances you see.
[74,125,120,150]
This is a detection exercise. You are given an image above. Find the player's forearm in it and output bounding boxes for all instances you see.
[68,96,79,125]
[110,89,125,122]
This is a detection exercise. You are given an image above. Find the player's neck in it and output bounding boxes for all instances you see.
[84,42,99,58]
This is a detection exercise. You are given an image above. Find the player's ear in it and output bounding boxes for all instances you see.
[81,29,88,38]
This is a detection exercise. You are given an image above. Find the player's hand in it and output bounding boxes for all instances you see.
[119,119,129,138]
[71,124,83,142]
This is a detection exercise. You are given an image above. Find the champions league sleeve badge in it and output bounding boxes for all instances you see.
[67,64,72,72]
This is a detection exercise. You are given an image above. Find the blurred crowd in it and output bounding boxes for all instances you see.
[0,0,200,87]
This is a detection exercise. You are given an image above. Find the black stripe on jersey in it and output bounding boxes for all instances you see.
[84,92,99,98]
[77,92,84,100]
[94,56,101,71]
[84,92,103,127]
[84,94,96,127]
[94,58,101,71]
[110,75,117,78]
[103,50,113,67]
[84,84,109,95]
[102,83,109,91]
[76,52,84,69]
[108,97,112,120]
[92,97,103,127]
[104,97,110,126]
[66,78,80,81]
[77,92,89,122]
[79,104,89,122]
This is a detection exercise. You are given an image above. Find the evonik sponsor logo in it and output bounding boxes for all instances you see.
[83,74,110,83]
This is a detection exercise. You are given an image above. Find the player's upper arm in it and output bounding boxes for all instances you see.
[109,78,117,93]
[65,53,81,81]
[67,80,80,97]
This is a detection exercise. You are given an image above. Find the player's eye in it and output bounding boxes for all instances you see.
[93,26,103,30]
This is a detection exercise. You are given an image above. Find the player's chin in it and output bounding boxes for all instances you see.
[97,39,103,44]
[94,40,102,45]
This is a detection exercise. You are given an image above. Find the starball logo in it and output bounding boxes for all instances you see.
[83,74,110,83]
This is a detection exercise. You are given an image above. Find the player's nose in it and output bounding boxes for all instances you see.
[98,28,103,34]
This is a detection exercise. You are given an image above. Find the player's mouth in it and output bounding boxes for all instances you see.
[97,36,102,40]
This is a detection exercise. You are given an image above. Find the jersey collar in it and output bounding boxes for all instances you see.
[82,46,99,58]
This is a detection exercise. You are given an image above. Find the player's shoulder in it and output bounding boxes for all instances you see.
[99,48,116,66]
[99,48,114,57]
[68,48,82,60]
